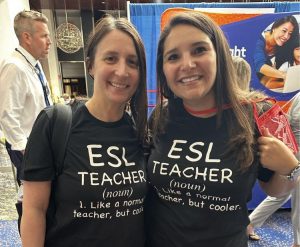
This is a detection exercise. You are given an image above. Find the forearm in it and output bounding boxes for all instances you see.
[21,208,47,247]
[259,173,297,197]
[21,181,51,247]
[260,64,286,79]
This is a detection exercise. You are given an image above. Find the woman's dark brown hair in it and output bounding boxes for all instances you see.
[153,11,265,169]
[86,15,148,144]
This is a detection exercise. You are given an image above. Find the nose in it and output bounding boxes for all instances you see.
[115,60,129,77]
[47,36,52,45]
[181,53,196,71]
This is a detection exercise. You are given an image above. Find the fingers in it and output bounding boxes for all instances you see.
[257,128,278,167]
[260,127,271,137]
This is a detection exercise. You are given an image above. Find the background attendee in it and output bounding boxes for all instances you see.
[0,9,52,230]
[59,93,71,104]
[253,15,299,89]
[146,11,299,247]
[248,91,300,247]
[232,56,252,91]
[0,10,52,183]
[279,34,300,71]
[21,16,148,247]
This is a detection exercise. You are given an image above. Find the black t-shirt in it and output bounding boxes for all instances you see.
[23,104,147,247]
[146,100,273,247]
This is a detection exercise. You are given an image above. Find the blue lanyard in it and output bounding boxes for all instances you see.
[15,48,50,106]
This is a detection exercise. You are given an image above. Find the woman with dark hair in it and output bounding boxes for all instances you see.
[278,34,300,70]
[146,11,299,247]
[253,15,299,89]
[21,15,148,247]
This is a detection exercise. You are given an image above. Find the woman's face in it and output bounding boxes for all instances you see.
[294,47,300,65]
[272,22,295,47]
[162,24,217,108]
[89,29,139,106]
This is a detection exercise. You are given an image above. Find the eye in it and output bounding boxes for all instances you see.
[104,55,117,64]
[166,53,179,61]
[193,46,206,55]
[127,58,139,68]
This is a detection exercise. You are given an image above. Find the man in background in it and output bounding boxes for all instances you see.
[0,10,52,228]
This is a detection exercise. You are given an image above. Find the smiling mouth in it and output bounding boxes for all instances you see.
[110,81,128,89]
[279,38,287,45]
[179,75,202,84]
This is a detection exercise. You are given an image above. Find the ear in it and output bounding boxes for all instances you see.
[86,57,94,79]
[88,67,94,79]
[21,32,32,46]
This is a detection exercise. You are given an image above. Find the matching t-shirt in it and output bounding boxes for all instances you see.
[23,104,148,247]
[23,100,274,247]
[146,99,273,247]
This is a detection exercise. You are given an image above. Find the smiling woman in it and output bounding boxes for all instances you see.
[162,25,217,111]
[253,15,299,89]
[86,29,140,114]
[146,11,299,247]
[21,15,149,247]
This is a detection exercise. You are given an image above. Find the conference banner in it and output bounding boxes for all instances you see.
[221,12,300,102]
[161,9,300,105]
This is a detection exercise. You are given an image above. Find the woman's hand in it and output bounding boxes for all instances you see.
[258,127,298,175]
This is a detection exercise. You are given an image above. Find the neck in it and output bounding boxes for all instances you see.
[183,99,217,117]
[20,43,38,60]
[265,32,276,54]
[85,98,125,122]
[183,102,232,118]
[183,104,217,117]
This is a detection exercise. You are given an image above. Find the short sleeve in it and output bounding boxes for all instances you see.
[257,164,274,182]
[22,107,56,181]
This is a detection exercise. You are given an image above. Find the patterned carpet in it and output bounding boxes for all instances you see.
[0,211,293,247]
[0,143,294,246]
[0,142,21,247]
[248,210,293,247]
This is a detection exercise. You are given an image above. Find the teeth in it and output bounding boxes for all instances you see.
[181,76,199,83]
[110,82,127,88]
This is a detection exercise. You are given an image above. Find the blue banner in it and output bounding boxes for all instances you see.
[222,12,300,101]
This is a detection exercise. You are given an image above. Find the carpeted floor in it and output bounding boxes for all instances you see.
[248,210,293,247]
[0,210,293,246]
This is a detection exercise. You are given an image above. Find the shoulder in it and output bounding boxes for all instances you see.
[292,92,300,104]
[32,107,53,130]
[0,55,29,78]
[289,93,300,115]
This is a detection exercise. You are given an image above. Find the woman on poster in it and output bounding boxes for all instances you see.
[253,15,299,89]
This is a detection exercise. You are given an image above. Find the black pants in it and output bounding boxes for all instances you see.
[5,141,23,186]
[5,141,23,233]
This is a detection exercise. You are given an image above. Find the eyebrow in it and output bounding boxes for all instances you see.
[103,50,137,57]
[163,41,210,59]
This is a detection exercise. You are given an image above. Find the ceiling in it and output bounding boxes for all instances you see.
[29,0,290,11]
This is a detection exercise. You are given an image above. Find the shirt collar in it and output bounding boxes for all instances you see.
[17,46,39,67]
